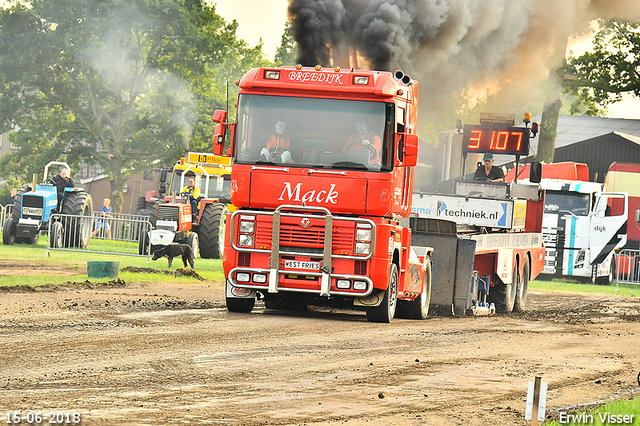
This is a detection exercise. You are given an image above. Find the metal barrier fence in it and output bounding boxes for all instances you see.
[615,249,640,288]
[46,212,152,257]
[0,204,10,230]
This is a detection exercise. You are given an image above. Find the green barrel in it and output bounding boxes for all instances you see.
[87,261,120,279]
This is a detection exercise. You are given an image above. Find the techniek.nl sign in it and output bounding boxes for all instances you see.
[411,194,512,228]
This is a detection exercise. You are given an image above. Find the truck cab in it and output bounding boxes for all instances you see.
[539,180,627,284]
[221,66,428,322]
[505,162,628,284]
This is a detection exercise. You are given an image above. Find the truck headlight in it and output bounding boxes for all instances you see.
[356,229,372,242]
[336,280,350,289]
[355,242,370,255]
[238,234,254,247]
[240,220,255,233]
[353,281,367,290]
[236,272,250,282]
[253,274,267,283]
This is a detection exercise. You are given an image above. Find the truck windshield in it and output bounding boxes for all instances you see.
[171,172,231,203]
[544,191,590,216]
[234,94,393,171]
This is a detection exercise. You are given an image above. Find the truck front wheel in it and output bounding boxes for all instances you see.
[49,222,63,248]
[198,203,228,259]
[2,218,16,245]
[187,232,199,259]
[366,263,398,323]
[594,257,615,285]
[226,297,255,313]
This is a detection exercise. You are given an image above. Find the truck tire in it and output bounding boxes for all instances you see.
[138,230,150,255]
[24,233,39,245]
[49,222,63,248]
[61,192,93,249]
[493,263,518,313]
[136,196,146,214]
[366,263,398,323]
[396,258,431,319]
[2,218,16,245]
[137,202,159,255]
[135,208,153,218]
[187,232,199,259]
[594,257,615,285]
[11,186,30,222]
[264,297,287,310]
[514,257,530,312]
[198,203,228,259]
[227,297,255,313]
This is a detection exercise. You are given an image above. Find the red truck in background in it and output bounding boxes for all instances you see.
[411,113,546,315]
[214,65,433,322]
[604,162,640,249]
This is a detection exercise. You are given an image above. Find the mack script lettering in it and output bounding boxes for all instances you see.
[279,182,339,204]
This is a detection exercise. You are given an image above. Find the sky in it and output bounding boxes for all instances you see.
[213,0,289,60]
[213,0,640,121]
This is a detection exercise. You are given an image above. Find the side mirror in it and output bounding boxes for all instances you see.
[212,110,227,124]
[213,123,225,156]
[529,161,542,183]
[402,133,419,167]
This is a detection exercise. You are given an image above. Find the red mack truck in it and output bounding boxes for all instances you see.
[215,65,436,322]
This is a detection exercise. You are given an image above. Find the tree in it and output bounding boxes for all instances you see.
[566,20,640,111]
[274,21,297,67]
[0,0,266,212]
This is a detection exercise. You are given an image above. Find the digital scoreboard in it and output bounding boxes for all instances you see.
[462,125,530,156]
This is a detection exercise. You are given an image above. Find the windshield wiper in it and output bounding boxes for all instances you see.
[329,161,368,170]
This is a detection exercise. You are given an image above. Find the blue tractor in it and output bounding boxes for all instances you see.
[2,162,93,248]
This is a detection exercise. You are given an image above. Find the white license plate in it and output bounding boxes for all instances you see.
[284,260,320,270]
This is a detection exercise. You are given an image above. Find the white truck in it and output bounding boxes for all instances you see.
[538,179,627,285]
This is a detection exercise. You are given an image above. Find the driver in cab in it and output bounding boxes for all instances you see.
[343,119,382,162]
[474,153,505,182]
[181,175,201,220]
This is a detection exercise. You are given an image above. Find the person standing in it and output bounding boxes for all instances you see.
[6,187,17,205]
[91,198,113,238]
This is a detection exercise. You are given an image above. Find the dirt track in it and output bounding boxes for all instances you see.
[1,269,639,425]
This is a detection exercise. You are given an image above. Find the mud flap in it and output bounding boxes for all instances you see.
[409,218,476,316]
[226,280,257,299]
[452,238,477,316]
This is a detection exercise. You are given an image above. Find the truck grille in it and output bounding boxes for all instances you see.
[21,195,44,220]
[542,232,558,245]
[354,260,367,275]
[255,220,356,253]
[280,223,324,245]
[238,252,251,267]
[22,195,43,208]
[158,205,180,221]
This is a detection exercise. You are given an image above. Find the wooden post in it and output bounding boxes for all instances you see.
[531,376,542,426]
